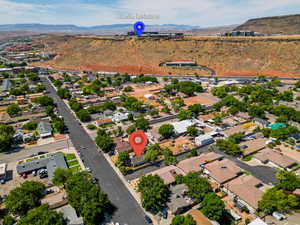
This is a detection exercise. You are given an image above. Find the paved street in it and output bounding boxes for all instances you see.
[212,147,278,185]
[41,77,148,225]
[125,145,210,180]
[0,139,72,163]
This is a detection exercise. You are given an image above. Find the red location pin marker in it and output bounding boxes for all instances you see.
[129,130,148,157]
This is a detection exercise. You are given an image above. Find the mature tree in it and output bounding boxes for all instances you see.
[276,170,300,191]
[228,132,244,144]
[35,96,54,106]
[95,135,115,153]
[216,139,241,156]
[126,125,136,134]
[201,193,225,221]
[123,86,133,92]
[159,124,174,139]
[171,97,184,112]
[137,175,169,213]
[163,148,177,166]
[57,88,71,100]
[6,104,21,117]
[101,100,116,111]
[248,105,265,118]
[258,187,299,214]
[177,109,193,120]
[69,100,83,112]
[17,204,66,225]
[117,152,130,166]
[5,181,45,216]
[188,104,205,116]
[0,124,14,152]
[122,96,143,112]
[65,172,111,225]
[3,216,16,225]
[135,117,150,131]
[182,172,212,203]
[144,148,159,163]
[187,125,198,137]
[52,168,73,187]
[76,109,91,122]
[22,120,38,130]
[52,117,66,134]
[27,72,39,81]
[171,215,196,225]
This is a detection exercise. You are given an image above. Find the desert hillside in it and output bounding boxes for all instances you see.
[235,14,300,35]
[36,35,300,77]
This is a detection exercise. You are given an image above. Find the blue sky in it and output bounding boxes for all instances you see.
[1,0,300,26]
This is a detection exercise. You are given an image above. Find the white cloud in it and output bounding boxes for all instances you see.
[0,0,300,26]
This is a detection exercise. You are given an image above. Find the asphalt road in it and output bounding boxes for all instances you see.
[41,77,148,225]
[212,146,278,185]
[0,139,72,163]
[125,144,278,185]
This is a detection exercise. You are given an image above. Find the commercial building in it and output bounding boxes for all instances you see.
[16,153,68,180]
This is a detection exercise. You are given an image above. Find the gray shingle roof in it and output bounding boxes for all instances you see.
[1,79,12,92]
[16,153,67,180]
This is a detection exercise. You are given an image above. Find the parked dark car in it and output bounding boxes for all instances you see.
[92,177,98,184]
[144,215,152,224]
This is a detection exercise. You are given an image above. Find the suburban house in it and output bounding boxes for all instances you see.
[171,119,197,135]
[167,184,194,214]
[1,79,12,93]
[95,118,113,127]
[177,152,223,174]
[240,138,267,156]
[113,137,132,154]
[204,159,243,185]
[248,218,268,225]
[253,118,269,128]
[195,134,214,147]
[151,165,186,185]
[112,112,129,123]
[223,175,264,213]
[254,148,297,170]
[37,121,52,138]
[16,153,68,180]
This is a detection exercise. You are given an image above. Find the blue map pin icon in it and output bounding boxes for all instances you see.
[134,21,145,37]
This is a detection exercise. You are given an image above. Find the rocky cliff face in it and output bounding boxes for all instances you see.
[35,35,300,77]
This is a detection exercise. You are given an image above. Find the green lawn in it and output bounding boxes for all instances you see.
[241,155,253,162]
[69,165,81,173]
[65,153,76,161]
[26,157,38,162]
[67,159,79,167]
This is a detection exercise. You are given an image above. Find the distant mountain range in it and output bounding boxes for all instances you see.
[0,23,201,34]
